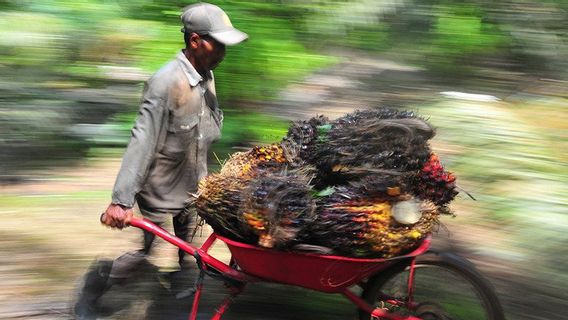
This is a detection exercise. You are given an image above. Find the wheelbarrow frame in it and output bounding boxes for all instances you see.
[130,217,429,320]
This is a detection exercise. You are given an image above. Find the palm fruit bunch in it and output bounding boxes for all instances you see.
[281,108,456,257]
[346,172,410,200]
[411,153,458,206]
[280,115,330,166]
[196,107,458,257]
[240,172,316,249]
[196,174,254,242]
[196,144,290,242]
[283,109,434,188]
[219,144,288,177]
[308,188,439,258]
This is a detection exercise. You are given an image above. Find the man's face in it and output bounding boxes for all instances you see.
[195,34,226,72]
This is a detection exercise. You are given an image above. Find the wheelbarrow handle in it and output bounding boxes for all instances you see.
[125,217,198,256]
[126,217,254,283]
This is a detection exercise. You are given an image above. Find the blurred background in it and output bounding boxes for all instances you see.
[1,0,566,319]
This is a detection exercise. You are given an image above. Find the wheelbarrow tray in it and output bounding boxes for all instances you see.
[217,235,431,293]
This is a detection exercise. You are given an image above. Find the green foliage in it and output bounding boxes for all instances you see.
[213,14,335,101]
[210,109,290,164]
[0,0,333,173]
[343,24,391,52]
[0,1,335,99]
[1,0,567,174]
[423,5,509,74]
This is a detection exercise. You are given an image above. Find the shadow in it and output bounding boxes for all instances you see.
[70,258,357,320]
[72,259,196,320]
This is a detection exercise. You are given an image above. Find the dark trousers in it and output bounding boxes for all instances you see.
[109,209,192,279]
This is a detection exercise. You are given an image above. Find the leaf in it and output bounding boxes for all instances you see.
[314,186,335,197]
[317,124,332,134]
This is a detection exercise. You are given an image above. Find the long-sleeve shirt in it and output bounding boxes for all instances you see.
[111,51,223,215]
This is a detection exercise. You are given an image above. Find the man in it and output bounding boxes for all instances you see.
[75,3,247,317]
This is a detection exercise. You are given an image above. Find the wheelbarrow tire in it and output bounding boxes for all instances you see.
[358,251,505,320]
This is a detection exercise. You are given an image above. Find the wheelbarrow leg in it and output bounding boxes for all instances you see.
[186,271,246,320]
[211,284,245,320]
[188,279,204,320]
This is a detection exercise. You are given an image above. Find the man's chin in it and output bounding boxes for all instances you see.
[210,60,224,70]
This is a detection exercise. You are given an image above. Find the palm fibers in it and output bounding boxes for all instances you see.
[195,108,458,257]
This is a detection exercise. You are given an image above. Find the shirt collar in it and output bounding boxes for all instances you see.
[177,50,203,87]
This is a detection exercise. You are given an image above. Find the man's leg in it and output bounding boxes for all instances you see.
[74,230,156,318]
[73,259,113,319]
[75,211,164,318]
[108,223,160,279]
[173,209,193,268]
[108,207,169,278]
[170,209,197,297]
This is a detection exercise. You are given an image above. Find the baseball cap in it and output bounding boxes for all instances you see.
[181,3,248,46]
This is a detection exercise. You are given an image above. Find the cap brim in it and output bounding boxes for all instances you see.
[210,28,248,46]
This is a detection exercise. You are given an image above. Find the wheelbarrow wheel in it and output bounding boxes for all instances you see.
[359,251,505,320]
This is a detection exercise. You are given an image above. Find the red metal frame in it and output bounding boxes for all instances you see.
[129,217,429,320]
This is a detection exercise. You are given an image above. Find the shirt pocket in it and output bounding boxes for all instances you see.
[160,113,199,159]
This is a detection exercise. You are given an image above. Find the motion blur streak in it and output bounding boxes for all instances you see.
[1,1,566,319]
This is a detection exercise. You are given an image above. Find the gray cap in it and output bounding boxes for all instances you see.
[181,3,248,46]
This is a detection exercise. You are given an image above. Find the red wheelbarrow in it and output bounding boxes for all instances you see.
[129,217,505,320]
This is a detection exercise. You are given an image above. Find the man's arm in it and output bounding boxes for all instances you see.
[103,82,167,228]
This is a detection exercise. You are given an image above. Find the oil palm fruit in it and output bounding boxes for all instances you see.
[241,172,315,248]
[346,172,409,200]
[195,108,457,258]
[309,188,438,258]
[196,144,289,243]
[196,174,255,242]
[411,153,458,205]
[280,115,330,165]
[305,108,434,187]
[220,144,289,178]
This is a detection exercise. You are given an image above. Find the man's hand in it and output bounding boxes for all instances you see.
[101,203,133,229]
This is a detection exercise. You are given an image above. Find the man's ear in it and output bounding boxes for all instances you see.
[189,33,201,49]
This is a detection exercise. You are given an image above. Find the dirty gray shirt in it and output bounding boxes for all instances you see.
[111,51,223,215]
